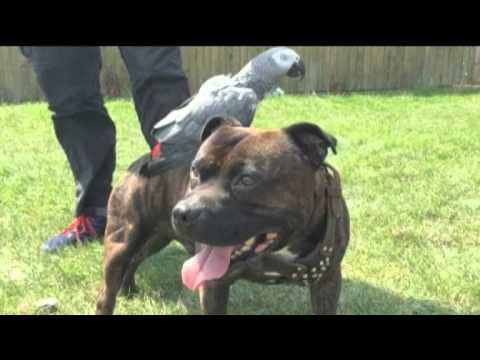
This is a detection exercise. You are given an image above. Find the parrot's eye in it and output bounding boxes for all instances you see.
[280,53,288,61]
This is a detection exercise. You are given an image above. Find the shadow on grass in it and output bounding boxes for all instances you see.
[132,244,460,315]
[340,279,457,315]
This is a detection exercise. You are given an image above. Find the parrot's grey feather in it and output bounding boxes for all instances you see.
[198,75,236,93]
[153,87,257,145]
[173,93,196,111]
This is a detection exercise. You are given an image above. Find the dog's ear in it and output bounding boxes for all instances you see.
[200,115,243,143]
[284,122,337,168]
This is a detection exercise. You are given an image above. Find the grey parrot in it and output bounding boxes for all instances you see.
[144,47,306,175]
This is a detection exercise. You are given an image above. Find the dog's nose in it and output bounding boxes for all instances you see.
[172,204,202,226]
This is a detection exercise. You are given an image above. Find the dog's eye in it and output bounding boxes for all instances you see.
[191,167,200,180]
[234,175,257,187]
[190,167,200,189]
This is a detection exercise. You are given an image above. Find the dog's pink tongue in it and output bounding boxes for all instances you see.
[182,245,235,291]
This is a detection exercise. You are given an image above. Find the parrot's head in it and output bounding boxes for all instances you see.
[259,47,306,80]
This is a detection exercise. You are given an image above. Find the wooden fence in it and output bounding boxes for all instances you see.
[0,46,477,103]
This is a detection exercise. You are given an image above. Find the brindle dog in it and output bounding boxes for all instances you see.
[96,117,350,315]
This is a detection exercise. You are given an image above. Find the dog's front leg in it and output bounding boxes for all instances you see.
[198,281,231,315]
[96,221,143,315]
[309,265,342,315]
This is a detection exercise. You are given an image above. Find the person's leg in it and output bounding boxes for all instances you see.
[118,46,190,147]
[21,46,115,250]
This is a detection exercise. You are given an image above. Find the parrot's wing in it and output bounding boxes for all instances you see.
[198,74,235,93]
[146,86,257,175]
[150,75,234,139]
[174,93,196,110]
[203,86,258,127]
[152,86,258,146]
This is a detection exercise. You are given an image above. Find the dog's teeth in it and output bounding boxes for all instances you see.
[266,233,277,241]
[232,249,243,258]
[241,239,255,251]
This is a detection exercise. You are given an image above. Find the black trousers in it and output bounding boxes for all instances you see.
[21,46,190,217]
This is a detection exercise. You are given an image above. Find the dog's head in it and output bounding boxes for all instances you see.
[173,116,337,290]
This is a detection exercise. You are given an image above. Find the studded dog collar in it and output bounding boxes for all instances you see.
[241,163,349,286]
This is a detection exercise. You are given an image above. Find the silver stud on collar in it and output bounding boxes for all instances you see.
[319,260,324,266]
[296,266,302,272]
[329,247,334,253]
[312,267,317,273]
[302,274,308,279]
[321,265,327,272]
[292,273,298,279]
[323,246,328,252]
[326,257,330,266]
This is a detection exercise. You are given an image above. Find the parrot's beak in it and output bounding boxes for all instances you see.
[287,59,306,79]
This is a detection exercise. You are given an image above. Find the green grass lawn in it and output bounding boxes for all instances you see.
[1,89,479,315]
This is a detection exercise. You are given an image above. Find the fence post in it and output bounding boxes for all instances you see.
[473,47,480,84]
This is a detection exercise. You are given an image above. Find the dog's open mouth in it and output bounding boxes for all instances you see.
[181,233,282,291]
